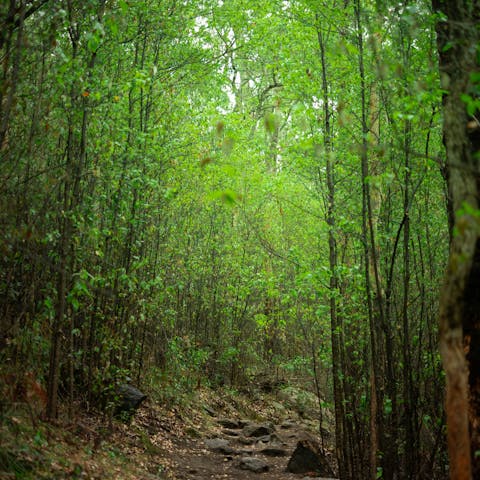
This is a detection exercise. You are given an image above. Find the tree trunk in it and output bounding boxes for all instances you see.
[432,0,480,478]
[315,13,351,479]
[354,2,384,478]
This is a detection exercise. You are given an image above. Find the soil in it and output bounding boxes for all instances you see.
[0,387,337,480]
[158,424,335,480]
[127,389,337,480]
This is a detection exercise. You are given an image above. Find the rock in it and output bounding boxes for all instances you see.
[217,418,241,429]
[237,456,269,473]
[239,448,254,455]
[242,423,274,437]
[260,447,288,457]
[114,384,147,419]
[268,432,282,444]
[222,428,240,436]
[257,432,283,445]
[287,438,334,476]
[205,438,235,455]
[237,436,255,445]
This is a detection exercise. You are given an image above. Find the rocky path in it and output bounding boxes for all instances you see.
[0,386,338,480]
[160,415,337,480]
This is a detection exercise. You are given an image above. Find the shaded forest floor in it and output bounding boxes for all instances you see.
[0,386,337,479]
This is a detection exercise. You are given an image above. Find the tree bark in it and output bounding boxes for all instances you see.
[315,14,350,480]
[432,0,480,478]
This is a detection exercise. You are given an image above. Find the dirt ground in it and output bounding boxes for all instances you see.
[0,388,337,480]
[127,390,338,480]
[160,423,336,480]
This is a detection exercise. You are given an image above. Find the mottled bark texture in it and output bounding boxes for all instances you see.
[432,1,480,478]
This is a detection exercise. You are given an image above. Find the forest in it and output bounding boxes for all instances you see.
[1,0,479,479]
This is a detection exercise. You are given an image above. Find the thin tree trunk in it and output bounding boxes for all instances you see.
[316,13,350,479]
[354,3,382,478]
[402,120,416,479]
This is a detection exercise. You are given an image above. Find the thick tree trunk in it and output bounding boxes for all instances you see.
[433,0,480,478]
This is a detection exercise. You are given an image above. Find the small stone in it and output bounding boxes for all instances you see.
[237,456,269,473]
[260,447,288,457]
[205,438,235,454]
[237,436,255,445]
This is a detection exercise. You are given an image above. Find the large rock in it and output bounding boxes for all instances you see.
[114,384,147,419]
[286,437,334,476]
[242,423,274,437]
[238,457,269,473]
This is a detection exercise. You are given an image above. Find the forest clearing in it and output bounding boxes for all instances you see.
[1,0,479,479]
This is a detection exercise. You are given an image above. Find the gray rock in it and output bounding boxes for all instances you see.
[256,434,271,443]
[287,437,334,476]
[205,438,235,454]
[237,436,255,445]
[217,418,241,429]
[242,423,274,437]
[268,433,282,444]
[114,384,147,420]
[260,447,288,457]
[237,456,269,473]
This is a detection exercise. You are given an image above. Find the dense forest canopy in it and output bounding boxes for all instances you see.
[1,0,479,478]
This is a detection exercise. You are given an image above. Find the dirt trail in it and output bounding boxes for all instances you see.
[0,388,337,480]
[128,392,338,480]
[163,420,335,480]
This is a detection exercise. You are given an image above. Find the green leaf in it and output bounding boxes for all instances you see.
[210,189,240,205]
[87,34,100,52]
[119,0,128,14]
[222,137,234,156]
[441,41,453,52]
[384,397,392,415]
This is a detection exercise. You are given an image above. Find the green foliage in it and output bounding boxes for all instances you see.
[0,0,448,476]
